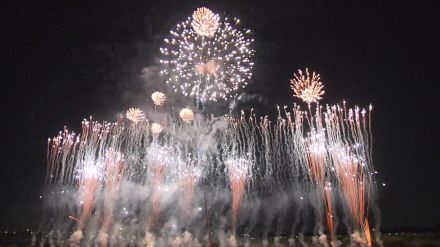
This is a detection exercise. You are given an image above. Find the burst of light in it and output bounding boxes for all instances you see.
[290,68,325,104]
[179,108,194,123]
[160,8,254,101]
[151,123,164,136]
[191,7,219,37]
[151,91,167,106]
[126,108,146,123]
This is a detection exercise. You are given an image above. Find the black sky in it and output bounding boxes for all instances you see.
[2,0,439,230]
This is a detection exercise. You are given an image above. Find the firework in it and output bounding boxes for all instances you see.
[225,158,250,230]
[126,107,146,123]
[146,145,175,231]
[70,159,100,246]
[45,101,377,246]
[178,164,201,223]
[191,7,219,37]
[179,108,194,123]
[325,104,374,247]
[290,68,325,104]
[151,91,167,106]
[43,7,381,244]
[98,150,125,247]
[45,100,377,246]
[304,130,336,242]
[324,183,336,245]
[160,7,254,101]
[151,122,164,136]
[148,164,166,231]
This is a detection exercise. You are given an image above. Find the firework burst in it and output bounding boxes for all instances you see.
[180,108,194,123]
[151,91,167,106]
[291,68,325,104]
[191,7,219,37]
[126,107,146,123]
[151,122,164,136]
[160,7,254,101]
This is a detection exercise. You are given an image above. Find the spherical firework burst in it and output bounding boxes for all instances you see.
[150,123,164,136]
[160,7,254,102]
[290,68,325,104]
[126,108,146,123]
[179,108,194,123]
[151,91,167,106]
[191,7,219,37]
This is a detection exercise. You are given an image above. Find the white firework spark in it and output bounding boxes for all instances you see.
[126,108,146,123]
[150,123,164,136]
[151,91,167,106]
[290,68,325,104]
[179,108,194,123]
[160,8,254,102]
[191,7,219,37]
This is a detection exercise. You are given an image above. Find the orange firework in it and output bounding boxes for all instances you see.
[178,166,201,224]
[324,184,336,245]
[149,164,166,231]
[76,163,100,231]
[324,103,374,246]
[46,127,79,187]
[330,145,371,246]
[146,145,173,232]
[304,131,336,244]
[290,68,325,104]
[98,150,125,246]
[225,158,249,230]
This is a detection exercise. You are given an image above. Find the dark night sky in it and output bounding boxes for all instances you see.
[2,0,439,230]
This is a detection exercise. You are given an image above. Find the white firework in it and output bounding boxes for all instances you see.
[160,8,254,102]
[150,123,164,136]
[179,108,194,123]
[191,7,219,37]
[151,91,167,106]
[126,108,146,123]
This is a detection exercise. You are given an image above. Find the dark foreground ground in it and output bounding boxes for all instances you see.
[1,231,440,247]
